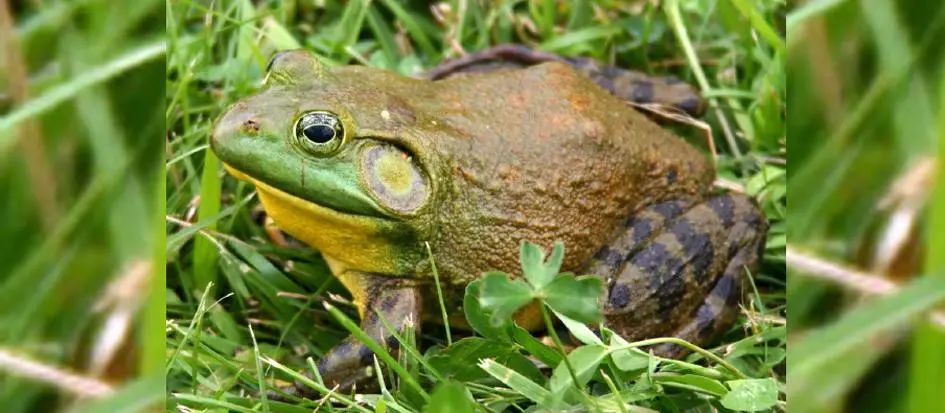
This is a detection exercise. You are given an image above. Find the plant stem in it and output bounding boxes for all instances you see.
[426,242,452,345]
[539,303,581,388]
[610,337,748,379]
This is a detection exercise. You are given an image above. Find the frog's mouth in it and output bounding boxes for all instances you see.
[223,163,403,274]
[223,163,388,221]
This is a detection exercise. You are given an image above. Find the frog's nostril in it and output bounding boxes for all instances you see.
[242,119,260,134]
[212,105,258,148]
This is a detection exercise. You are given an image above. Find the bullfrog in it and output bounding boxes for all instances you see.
[210,46,767,390]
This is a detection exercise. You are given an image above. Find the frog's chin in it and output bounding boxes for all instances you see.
[222,163,400,275]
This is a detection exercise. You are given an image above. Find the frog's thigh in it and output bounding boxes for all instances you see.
[314,273,422,391]
[595,194,765,352]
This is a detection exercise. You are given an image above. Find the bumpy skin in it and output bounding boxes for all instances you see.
[210,48,766,390]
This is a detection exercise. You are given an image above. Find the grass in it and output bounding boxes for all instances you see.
[787,1,945,412]
[0,0,165,412]
[166,0,785,411]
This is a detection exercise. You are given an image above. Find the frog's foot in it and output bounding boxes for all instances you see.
[427,44,706,117]
[590,193,766,354]
[296,274,422,395]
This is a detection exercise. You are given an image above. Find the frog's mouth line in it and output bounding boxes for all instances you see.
[222,163,393,222]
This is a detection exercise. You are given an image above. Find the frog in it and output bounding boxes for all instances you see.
[210,46,767,391]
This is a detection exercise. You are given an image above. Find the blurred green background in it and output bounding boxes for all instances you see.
[167,0,783,411]
[0,0,164,411]
[788,0,945,412]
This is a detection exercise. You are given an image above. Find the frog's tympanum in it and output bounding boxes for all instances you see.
[211,46,767,390]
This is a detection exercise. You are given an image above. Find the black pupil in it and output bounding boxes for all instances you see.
[303,124,335,144]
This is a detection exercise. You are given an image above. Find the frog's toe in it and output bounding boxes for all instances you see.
[305,274,421,395]
[314,337,381,391]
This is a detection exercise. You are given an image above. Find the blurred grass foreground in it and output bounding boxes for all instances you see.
[788,0,945,412]
[0,0,165,412]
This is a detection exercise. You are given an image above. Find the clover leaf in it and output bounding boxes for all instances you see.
[477,240,602,327]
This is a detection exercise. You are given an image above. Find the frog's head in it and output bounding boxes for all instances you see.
[211,50,438,275]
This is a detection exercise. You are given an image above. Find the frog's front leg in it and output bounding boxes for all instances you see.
[589,194,766,356]
[315,273,422,390]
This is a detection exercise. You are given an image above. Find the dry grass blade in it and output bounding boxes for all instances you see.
[0,348,114,398]
[0,0,60,230]
[787,246,945,328]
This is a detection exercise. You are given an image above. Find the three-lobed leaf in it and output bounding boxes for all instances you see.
[543,275,603,324]
[478,271,534,327]
[519,240,566,290]
[463,279,511,341]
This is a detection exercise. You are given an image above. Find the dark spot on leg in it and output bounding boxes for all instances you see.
[650,200,685,220]
[630,81,655,103]
[655,274,685,321]
[626,216,653,245]
[358,345,375,366]
[712,271,739,306]
[602,66,623,78]
[593,75,617,94]
[385,335,401,351]
[594,245,625,269]
[708,195,735,227]
[693,304,718,339]
[670,218,714,281]
[379,294,398,313]
[632,242,684,282]
[609,283,631,309]
[676,97,704,116]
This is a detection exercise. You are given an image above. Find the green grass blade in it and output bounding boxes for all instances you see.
[726,0,784,54]
[65,374,164,413]
[324,303,430,401]
[906,67,945,413]
[790,275,945,380]
[478,358,551,404]
[0,39,166,152]
[786,0,848,31]
[193,150,222,293]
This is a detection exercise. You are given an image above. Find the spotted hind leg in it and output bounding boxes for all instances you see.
[590,194,766,355]
[650,254,747,358]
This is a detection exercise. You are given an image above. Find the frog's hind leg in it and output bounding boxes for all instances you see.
[650,254,747,358]
[311,273,422,392]
[426,44,706,117]
[591,194,766,356]
[425,44,566,79]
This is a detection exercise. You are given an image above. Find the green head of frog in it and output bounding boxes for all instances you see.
[212,50,439,279]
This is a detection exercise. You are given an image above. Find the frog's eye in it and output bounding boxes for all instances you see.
[294,111,344,156]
